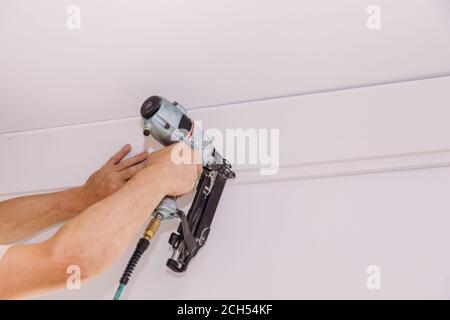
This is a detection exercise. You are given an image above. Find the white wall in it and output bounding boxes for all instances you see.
[1,1,450,299]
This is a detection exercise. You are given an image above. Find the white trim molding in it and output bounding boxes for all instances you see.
[1,76,450,196]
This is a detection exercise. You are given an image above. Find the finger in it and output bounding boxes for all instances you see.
[117,150,149,171]
[105,144,132,166]
[121,160,148,180]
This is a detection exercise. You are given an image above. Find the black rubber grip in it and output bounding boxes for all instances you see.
[119,238,150,285]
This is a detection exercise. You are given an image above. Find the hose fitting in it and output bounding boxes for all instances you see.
[144,215,161,240]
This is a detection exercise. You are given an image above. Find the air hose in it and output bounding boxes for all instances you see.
[113,216,161,300]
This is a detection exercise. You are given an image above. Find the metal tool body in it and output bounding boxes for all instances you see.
[140,96,235,272]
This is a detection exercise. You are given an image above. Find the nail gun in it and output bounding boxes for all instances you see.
[114,96,235,299]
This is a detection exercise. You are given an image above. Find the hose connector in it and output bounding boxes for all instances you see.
[144,215,161,240]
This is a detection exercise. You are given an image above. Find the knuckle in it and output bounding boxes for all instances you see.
[127,167,137,176]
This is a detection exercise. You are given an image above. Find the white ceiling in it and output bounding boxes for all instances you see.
[1,0,449,133]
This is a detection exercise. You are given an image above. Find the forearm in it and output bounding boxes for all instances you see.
[49,166,166,276]
[0,187,91,244]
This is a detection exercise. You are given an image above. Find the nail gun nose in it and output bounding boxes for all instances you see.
[143,129,151,136]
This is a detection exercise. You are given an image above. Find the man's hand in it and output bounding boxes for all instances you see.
[82,144,149,207]
[137,142,203,196]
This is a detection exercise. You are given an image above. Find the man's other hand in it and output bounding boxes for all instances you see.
[82,144,149,206]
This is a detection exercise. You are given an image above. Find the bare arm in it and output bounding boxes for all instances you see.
[0,143,200,299]
[0,144,148,244]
